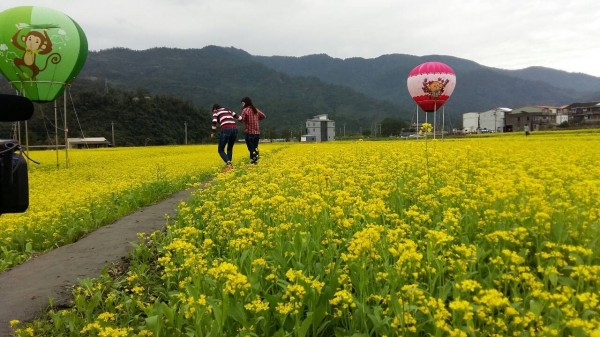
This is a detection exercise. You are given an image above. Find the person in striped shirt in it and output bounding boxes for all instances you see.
[240,97,266,164]
[210,104,242,171]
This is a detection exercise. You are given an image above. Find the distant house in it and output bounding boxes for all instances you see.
[300,135,316,142]
[67,137,111,149]
[305,114,335,142]
[462,108,510,133]
[565,102,600,124]
[504,106,565,132]
[480,108,510,132]
[462,112,479,133]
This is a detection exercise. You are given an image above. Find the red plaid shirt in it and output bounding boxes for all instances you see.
[241,107,266,134]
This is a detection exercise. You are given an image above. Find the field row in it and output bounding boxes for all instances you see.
[9,132,600,336]
[0,144,287,271]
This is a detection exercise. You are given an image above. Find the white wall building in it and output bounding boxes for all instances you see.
[305,114,335,142]
[552,107,569,125]
[480,108,510,132]
[463,107,511,133]
[462,112,479,133]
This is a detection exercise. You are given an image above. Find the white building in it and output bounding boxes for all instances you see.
[462,112,479,133]
[480,108,510,132]
[463,107,511,133]
[555,108,569,125]
[305,114,335,142]
[67,137,111,149]
[300,135,316,142]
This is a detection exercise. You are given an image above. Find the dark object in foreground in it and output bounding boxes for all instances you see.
[0,94,33,214]
[0,139,28,214]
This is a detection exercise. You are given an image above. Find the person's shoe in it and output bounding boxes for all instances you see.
[224,161,234,172]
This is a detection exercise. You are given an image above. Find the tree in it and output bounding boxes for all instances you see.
[380,118,408,136]
[0,80,211,147]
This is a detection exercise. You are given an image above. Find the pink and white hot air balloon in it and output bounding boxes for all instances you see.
[407,62,456,112]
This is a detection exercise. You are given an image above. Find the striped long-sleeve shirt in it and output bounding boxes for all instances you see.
[212,108,242,131]
[241,107,266,134]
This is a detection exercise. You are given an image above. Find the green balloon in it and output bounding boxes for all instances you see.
[0,6,88,102]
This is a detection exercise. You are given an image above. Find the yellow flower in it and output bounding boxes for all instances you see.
[131,286,145,295]
[330,288,356,317]
[245,296,270,313]
[97,312,116,322]
[455,279,481,293]
[419,123,433,134]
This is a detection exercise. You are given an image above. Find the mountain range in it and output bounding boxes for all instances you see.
[2,45,600,142]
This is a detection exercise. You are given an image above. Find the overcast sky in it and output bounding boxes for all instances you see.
[2,0,600,77]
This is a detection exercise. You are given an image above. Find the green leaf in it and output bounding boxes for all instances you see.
[298,312,313,337]
[145,315,159,330]
[529,300,543,316]
[227,299,247,325]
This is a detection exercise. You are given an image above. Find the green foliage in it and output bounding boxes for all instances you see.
[0,80,211,146]
[380,117,409,136]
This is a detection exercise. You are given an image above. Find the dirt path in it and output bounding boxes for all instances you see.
[0,188,195,336]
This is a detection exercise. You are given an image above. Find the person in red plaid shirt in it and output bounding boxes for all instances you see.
[240,97,266,164]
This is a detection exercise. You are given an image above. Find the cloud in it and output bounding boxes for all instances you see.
[1,0,600,76]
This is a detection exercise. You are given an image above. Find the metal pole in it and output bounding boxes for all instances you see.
[184,122,188,144]
[25,120,29,155]
[442,106,445,140]
[54,100,59,169]
[416,104,419,134]
[16,122,20,144]
[64,91,69,168]
[111,122,115,146]
[433,101,437,139]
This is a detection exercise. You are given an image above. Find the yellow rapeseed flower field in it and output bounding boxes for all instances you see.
[10,132,600,336]
[0,144,287,271]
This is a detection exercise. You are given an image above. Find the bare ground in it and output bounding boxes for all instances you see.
[0,188,194,336]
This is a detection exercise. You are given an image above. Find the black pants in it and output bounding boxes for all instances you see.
[245,134,260,163]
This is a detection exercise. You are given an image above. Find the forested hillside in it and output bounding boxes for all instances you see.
[255,53,600,113]
[79,47,409,134]
[2,45,600,146]
[0,80,211,146]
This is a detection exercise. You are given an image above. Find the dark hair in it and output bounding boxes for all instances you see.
[212,104,222,111]
[241,96,258,114]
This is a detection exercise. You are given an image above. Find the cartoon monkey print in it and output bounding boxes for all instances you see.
[11,26,61,79]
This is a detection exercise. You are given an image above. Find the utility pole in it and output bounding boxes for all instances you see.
[494,108,498,132]
[111,122,115,147]
[184,122,188,145]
